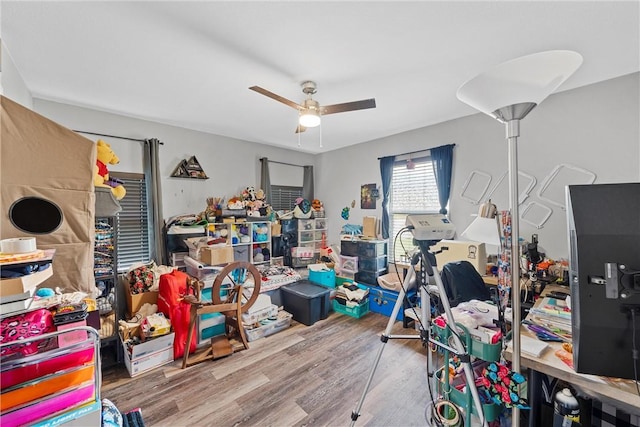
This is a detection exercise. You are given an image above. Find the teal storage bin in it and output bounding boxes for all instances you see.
[308,268,336,288]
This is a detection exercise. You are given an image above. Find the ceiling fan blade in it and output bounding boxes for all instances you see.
[321,98,376,115]
[249,86,301,110]
[295,124,307,134]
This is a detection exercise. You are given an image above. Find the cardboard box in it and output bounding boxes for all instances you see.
[121,326,175,376]
[126,290,159,318]
[200,245,234,266]
[0,267,53,297]
[124,346,174,377]
[429,240,487,275]
[271,223,282,236]
[363,216,378,238]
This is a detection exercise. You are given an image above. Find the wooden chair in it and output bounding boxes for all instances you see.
[181,261,261,368]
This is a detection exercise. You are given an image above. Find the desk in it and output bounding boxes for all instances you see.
[504,286,640,426]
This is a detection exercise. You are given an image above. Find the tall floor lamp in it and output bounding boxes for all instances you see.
[456,50,582,424]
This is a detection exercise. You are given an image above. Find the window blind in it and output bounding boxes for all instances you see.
[389,157,440,262]
[111,172,151,272]
[270,185,303,211]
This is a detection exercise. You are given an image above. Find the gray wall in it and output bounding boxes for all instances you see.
[1,40,32,108]
[317,72,640,259]
[8,62,639,260]
[33,99,316,220]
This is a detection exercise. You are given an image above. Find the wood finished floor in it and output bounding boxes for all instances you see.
[102,311,437,427]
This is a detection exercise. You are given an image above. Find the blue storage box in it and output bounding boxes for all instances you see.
[308,268,336,288]
[362,284,417,321]
[281,280,331,326]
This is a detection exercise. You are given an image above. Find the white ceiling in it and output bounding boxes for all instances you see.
[2,1,639,154]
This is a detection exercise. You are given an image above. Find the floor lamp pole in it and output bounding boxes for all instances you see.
[506,118,522,424]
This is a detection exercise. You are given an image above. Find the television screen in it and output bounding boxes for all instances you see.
[566,182,640,379]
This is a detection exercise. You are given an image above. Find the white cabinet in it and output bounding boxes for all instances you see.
[297,218,327,252]
[207,220,272,265]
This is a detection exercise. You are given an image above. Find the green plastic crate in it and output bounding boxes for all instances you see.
[435,366,503,422]
[333,298,369,319]
[433,323,501,362]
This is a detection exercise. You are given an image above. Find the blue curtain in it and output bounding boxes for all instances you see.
[379,156,395,239]
[431,144,455,214]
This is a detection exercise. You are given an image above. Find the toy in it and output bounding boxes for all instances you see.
[227,196,245,210]
[94,139,126,200]
[312,199,323,211]
[242,186,257,202]
[293,198,312,219]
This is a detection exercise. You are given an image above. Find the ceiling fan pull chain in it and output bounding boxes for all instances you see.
[319,122,323,148]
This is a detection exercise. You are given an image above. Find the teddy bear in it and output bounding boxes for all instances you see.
[94,139,126,200]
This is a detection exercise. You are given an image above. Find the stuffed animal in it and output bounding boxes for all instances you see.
[293,198,312,219]
[253,225,269,242]
[94,139,126,200]
[242,186,256,202]
[227,196,245,210]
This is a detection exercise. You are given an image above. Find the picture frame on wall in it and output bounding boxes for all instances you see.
[361,184,377,209]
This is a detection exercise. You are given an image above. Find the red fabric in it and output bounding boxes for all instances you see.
[96,160,108,178]
[158,270,196,359]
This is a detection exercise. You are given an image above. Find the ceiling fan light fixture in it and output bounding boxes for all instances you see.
[299,110,321,128]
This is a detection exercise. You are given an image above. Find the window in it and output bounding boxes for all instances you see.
[270,185,303,211]
[389,156,440,262]
[111,172,151,272]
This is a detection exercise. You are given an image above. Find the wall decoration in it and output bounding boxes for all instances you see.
[537,163,596,210]
[520,201,553,229]
[171,156,208,179]
[460,170,492,204]
[485,170,537,209]
[361,184,377,209]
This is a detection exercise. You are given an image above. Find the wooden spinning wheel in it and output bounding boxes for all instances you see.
[182,261,261,369]
[212,261,261,312]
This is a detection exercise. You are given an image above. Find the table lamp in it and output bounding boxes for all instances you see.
[456,50,583,425]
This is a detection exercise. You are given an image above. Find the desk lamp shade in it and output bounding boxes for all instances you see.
[461,200,501,247]
[456,50,583,122]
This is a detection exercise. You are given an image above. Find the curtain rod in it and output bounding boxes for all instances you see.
[262,158,307,168]
[73,130,164,144]
[377,143,455,160]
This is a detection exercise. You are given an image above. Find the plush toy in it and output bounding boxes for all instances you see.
[94,139,126,200]
[227,196,245,210]
[293,198,312,219]
[312,199,323,211]
[242,186,256,202]
[256,188,266,201]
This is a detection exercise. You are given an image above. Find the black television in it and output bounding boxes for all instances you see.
[566,182,640,380]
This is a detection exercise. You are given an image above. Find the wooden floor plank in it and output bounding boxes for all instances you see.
[103,311,436,426]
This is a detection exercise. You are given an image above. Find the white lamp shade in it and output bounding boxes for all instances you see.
[299,111,321,128]
[456,50,583,116]
[461,216,501,247]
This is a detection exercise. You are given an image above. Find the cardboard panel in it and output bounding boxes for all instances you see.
[1,96,97,295]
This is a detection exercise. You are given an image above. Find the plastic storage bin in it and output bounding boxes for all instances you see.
[358,240,387,257]
[281,281,331,326]
[358,255,387,271]
[339,255,358,273]
[333,298,369,319]
[355,269,388,286]
[308,269,336,288]
[340,240,359,256]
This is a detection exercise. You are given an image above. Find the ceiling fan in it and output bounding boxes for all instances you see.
[249,81,376,133]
